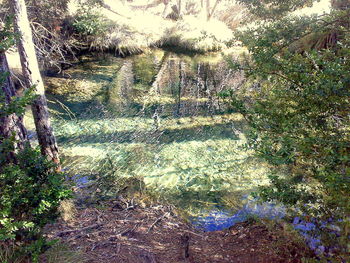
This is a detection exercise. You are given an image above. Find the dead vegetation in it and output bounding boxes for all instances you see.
[42,198,314,263]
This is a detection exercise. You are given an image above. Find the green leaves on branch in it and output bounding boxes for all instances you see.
[0,16,18,52]
[0,83,36,117]
[229,8,350,224]
[236,0,315,19]
[73,9,110,37]
[0,147,71,261]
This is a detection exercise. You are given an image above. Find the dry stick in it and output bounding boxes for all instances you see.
[56,223,102,237]
[118,223,139,237]
[147,212,169,233]
[91,241,119,251]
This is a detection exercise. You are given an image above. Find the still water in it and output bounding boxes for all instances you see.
[40,49,270,215]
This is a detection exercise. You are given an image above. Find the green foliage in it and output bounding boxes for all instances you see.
[236,0,315,19]
[0,12,71,262]
[0,36,70,259]
[72,9,110,37]
[0,15,17,52]
[0,86,36,117]
[229,7,350,259]
[0,148,68,240]
[0,146,71,260]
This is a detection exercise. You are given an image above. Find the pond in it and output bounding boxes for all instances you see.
[26,48,271,215]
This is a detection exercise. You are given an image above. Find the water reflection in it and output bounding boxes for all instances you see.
[106,51,242,118]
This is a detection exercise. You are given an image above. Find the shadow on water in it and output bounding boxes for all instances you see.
[57,121,243,145]
[48,95,238,121]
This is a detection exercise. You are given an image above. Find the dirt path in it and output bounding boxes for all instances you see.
[42,200,312,263]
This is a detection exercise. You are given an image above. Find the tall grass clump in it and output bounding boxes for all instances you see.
[69,2,235,54]
[158,16,234,52]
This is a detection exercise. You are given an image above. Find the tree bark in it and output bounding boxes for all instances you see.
[0,52,28,164]
[10,0,60,165]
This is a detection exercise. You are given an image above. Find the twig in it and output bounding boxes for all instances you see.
[91,241,118,251]
[147,212,169,233]
[56,223,102,237]
[118,223,139,237]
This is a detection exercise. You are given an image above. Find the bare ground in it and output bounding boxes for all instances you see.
[42,199,313,263]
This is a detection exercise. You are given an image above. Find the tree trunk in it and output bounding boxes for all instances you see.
[206,0,211,20]
[10,0,60,166]
[177,0,182,16]
[0,52,28,164]
[162,0,169,18]
[207,0,221,21]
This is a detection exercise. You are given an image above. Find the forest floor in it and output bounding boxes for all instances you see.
[41,199,313,263]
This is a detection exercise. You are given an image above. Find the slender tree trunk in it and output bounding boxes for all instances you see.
[177,0,182,16]
[206,0,210,20]
[0,52,28,164]
[162,0,169,17]
[10,0,60,165]
[207,0,221,21]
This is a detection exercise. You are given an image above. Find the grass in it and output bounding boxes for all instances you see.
[0,243,27,263]
[40,243,86,263]
[25,50,271,215]
[69,2,236,53]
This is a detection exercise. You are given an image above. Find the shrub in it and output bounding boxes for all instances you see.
[0,146,71,261]
[227,8,350,260]
[73,10,110,37]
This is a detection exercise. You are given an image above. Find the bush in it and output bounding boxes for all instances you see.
[73,10,110,37]
[228,7,350,260]
[0,145,71,261]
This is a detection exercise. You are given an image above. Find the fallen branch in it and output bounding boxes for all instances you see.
[56,223,102,237]
[91,241,118,251]
[147,212,169,233]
